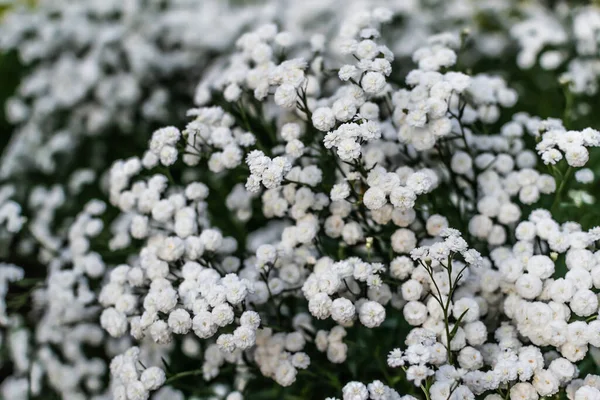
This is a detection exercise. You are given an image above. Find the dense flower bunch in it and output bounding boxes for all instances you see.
[0,0,265,178]
[511,3,600,95]
[0,0,387,266]
[0,0,262,277]
[2,1,600,400]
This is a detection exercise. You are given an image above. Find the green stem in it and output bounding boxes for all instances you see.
[401,367,431,400]
[443,256,454,365]
[551,166,572,213]
[165,368,203,384]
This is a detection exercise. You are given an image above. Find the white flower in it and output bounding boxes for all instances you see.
[285,331,306,352]
[403,301,428,326]
[140,367,166,391]
[337,139,361,162]
[391,229,417,253]
[575,386,600,400]
[331,298,356,324]
[308,293,333,319]
[312,107,336,131]
[510,383,538,400]
[233,326,256,349]
[333,97,358,122]
[240,311,261,329]
[387,349,405,367]
[359,301,386,328]
[148,320,171,344]
[331,182,351,201]
[406,364,434,386]
[570,289,598,317]
[575,168,594,183]
[256,244,277,266]
[406,172,433,194]
[363,187,387,210]
[565,145,589,167]
[224,83,242,102]
[532,369,560,396]
[100,308,128,338]
[274,84,298,109]
[342,382,369,400]
[126,381,149,400]
[451,151,473,175]
[527,255,555,279]
[515,273,543,299]
[159,146,178,166]
[342,221,364,245]
[274,361,297,387]
[339,65,359,81]
[361,72,386,94]
[401,279,423,301]
[158,236,185,261]
[167,309,192,335]
[212,303,235,327]
[192,312,217,339]
[389,186,416,210]
[291,352,310,369]
[199,229,223,252]
[216,333,236,353]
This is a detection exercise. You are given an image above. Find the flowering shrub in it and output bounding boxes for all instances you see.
[2,1,600,400]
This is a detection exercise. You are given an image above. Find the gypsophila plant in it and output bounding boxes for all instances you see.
[3,1,600,400]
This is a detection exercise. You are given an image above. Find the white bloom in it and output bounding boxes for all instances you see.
[361,72,386,94]
[332,298,356,324]
[308,293,333,319]
[342,382,369,400]
[168,309,192,334]
[312,107,336,131]
[140,367,166,391]
[363,187,387,210]
[359,301,386,328]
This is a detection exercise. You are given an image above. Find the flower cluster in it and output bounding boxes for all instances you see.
[3,1,600,400]
[0,0,263,179]
[110,347,166,400]
[511,4,600,95]
[0,185,25,237]
[536,126,600,167]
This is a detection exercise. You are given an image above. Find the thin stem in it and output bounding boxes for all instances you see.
[442,261,454,365]
[165,368,203,384]
[551,166,572,213]
[401,366,431,400]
